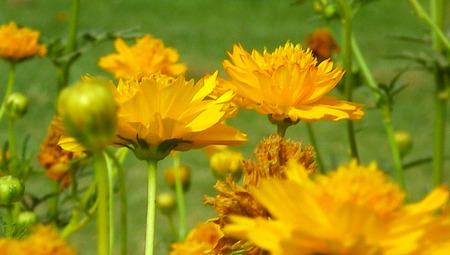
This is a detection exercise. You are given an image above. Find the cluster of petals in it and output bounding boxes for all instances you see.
[0,21,47,61]
[224,160,450,255]
[221,42,364,122]
[0,225,75,255]
[170,222,223,255]
[98,34,187,80]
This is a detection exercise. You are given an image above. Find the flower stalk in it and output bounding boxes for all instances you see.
[94,151,110,255]
[145,159,158,255]
[173,154,187,241]
[305,123,325,172]
[0,62,16,122]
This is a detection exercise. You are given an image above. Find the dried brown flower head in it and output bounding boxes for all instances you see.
[305,28,340,62]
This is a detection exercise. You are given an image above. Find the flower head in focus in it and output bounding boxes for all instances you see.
[0,21,46,62]
[224,160,450,255]
[305,28,340,62]
[221,42,364,122]
[170,222,223,255]
[38,118,85,189]
[112,72,247,161]
[98,34,187,80]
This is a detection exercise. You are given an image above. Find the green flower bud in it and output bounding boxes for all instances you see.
[17,211,38,228]
[156,192,176,216]
[6,92,29,119]
[394,130,413,157]
[0,175,24,205]
[164,165,191,191]
[57,78,117,152]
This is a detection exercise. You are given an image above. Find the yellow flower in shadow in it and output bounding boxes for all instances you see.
[224,160,450,255]
[0,21,46,61]
[98,34,187,80]
[112,72,247,161]
[170,222,223,255]
[221,42,364,122]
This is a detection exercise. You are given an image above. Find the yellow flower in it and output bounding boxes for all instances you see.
[0,21,46,61]
[112,72,247,160]
[98,34,187,80]
[0,225,76,255]
[224,161,450,255]
[170,222,223,255]
[221,42,364,122]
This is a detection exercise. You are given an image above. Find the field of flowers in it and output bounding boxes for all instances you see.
[0,0,449,254]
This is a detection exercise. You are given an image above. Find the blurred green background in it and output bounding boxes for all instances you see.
[1,0,449,254]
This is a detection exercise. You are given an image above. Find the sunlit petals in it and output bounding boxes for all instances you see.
[0,21,46,61]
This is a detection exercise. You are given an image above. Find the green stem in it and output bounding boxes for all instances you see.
[432,70,447,187]
[94,152,110,255]
[145,159,158,255]
[335,0,359,161]
[57,0,80,91]
[0,62,16,122]
[381,105,406,191]
[167,214,178,242]
[408,0,450,52]
[351,36,379,96]
[430,0,445,52]
[105,151,114,255]
[47,181,60,222]
[105,148,128,255]
[173,153,186,241]
[305,123,325,172]
[5,204,14,238]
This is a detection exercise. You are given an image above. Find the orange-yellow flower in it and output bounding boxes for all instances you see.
[0,225,76,255]
[112,72,247,160]
[170,222,223,255]
[224,160,450,255]
[0,22,46,61]
[98,34,187,80]
[305,28,340,62]
[221,42,364,122]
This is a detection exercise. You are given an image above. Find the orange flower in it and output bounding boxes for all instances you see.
[98,34,187,80]
[305,28,340,62]
[170,222,223,255]
[0,21,46,61]
[221,42,364,122]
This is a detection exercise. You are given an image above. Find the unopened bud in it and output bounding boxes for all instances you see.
[157,192,176,216]
[210,149,243,181]
[0,175,24,205]
[57,79,117,152]
[394,130,413,157]
[164,165,191,191]
[17,211,38,228]
[6,92,29,119]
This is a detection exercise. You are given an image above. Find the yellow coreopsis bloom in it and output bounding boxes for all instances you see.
[112,72,247,161]
[0,225,76,255]
[98,34,187,80]
[0,22,47,61]
[224,161,450,255]
[221,42,364,122]
[170,222,223,255]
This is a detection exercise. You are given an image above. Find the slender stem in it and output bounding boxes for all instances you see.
[335,0,359,161]
[408,0,450,52]
[381,105,406,191]
[430,0,445,52]
[105,151,114,255]
[7,118,16,164]
[432,70,447,187]
[167,214,178,242]
[276,123,288,138]
[57,0,80,91]
[351,36,379,96]
[47,181,60,222]
[0,62,16,122]
[94,152,110,255]
[145,159,158,255]
[305,123,325,172]
[105,148,128,255]
[173,153,186,241]
[4,205,14,238]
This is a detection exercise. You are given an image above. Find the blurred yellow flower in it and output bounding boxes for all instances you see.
[0,225,76,255]
[0,21,46,61]
[170,222,223,255]
[98,34,187,80]
[112,72,247,161]
[224,160,450,255]
[221,42,364,122]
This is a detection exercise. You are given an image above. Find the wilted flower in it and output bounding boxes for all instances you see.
[224,160,450,255]
[305,28,340,62]
[0,21,46,61]
[170,222,223,255]
[111,72,247,161]
[221,42,364,122]
[98,34,187,80]
[37,119,85,189]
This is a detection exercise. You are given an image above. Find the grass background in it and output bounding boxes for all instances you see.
[1,0,449,254]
